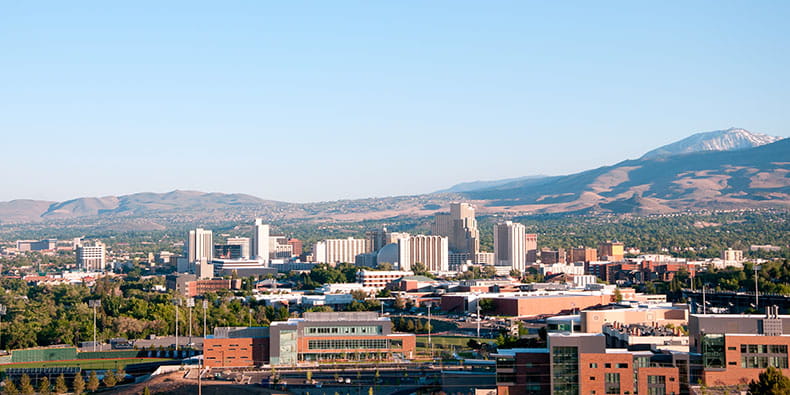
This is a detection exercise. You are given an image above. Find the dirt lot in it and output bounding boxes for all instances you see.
[104,371,288,395]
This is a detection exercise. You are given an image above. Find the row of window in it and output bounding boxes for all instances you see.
[738,344,788,354]
[307,338,401,350]
[589,362,629,369]
[741,356,790,369]
[306,326,381,335]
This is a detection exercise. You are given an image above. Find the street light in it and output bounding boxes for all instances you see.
[88,300,101,352]
[754,264,761,312]
[186,298,195,345]
[0,304,6,351]
[173,298,182,353]
[426,301,433,359]
[202,300,208,338]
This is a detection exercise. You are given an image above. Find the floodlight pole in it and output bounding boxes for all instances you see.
[0,304,6,351]
[88,300,101,352]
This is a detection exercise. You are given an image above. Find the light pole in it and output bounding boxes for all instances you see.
[88,300,101,352]
[203,300,208,338]
[426,301,433,359]
[702,285,707,315]
[186,298,195,345]
[754,264,761,312]
[0,304,6,351]
[173,298,181,353]
[249,308,253,327]
[475,295,481,339]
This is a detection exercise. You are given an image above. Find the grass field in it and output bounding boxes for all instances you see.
[0,358,173,372]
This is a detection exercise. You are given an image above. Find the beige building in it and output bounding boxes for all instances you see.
[598,240,624,261]
[494,221,526,272]
[722,248,744,262]
[187,228,213,263]
[314,237,367,265]
[251,218,270,262]
[431,203,479,255]
[398,235,449,273]
[76,241,106,271]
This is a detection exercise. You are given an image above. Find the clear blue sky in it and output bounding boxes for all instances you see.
[1,1,788,203]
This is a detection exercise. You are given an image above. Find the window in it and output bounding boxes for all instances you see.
[617,363,628,369]
[605,363,612,368]
[590,363,598,368]
[605,373,620,394]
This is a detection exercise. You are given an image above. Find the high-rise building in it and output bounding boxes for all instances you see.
[313,237,367,265]
[540,248,567,265]
[598,241,624,261]
[365,228,387,253]
[251,218,270,262]
[431,203,479,254]
[226,237,251,259]
[722,248,744,262]
[570,246,598,263]
[398,235,449,273]
[187,228,213,263]
[76,242,106,271]
[525,233,538,262]
[494,221,526,272]
[287,238,303,256]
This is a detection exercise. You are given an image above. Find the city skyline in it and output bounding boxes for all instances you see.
[2,2,789,203]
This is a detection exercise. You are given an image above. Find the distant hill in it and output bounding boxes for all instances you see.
[435,175,548,193]
[460,138,790,214]
[641,128,782,159]
[0,130,787,228]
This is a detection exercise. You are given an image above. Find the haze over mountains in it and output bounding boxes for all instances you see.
[0,129,787,226]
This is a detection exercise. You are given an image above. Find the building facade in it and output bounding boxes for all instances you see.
[494,221,526,272]
[187,228,213,263]
[76,242,106,271]
[397,235,449,273]
[314,237,368,265]
[251,218,270,262]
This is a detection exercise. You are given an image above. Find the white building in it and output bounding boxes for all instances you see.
[251,218,270,262]
[187,228,213,263]
[76,242,106,271]
[494,221,526,272]
[722,248,744,263]
[356,270,414,288]
[313,237,367,265]
[540,263,585,276]
[226,237,251,259]
[398,235,449,273]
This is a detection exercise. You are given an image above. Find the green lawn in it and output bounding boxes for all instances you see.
[0,358,173,372]
[415,335,485,352]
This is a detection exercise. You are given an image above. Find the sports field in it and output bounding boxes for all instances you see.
[0,358,173,372]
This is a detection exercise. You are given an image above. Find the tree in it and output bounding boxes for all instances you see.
[393,295,406,310]
[3,380,19,395]
[54,374,68,394]
[72,373,85,395]
[748,366,790,394]
[38,376,51,395]
[306,370,312,382]
[103,370,118,388]
[18,375,33,395]
[115,369,126,384]
[86,371,99,393]
[411,262,428,276]
[613,288,623,303]
[478,298,495,313]
[143,387,151,395]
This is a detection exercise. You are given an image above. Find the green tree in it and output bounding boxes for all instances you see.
[393,295,406,310]
[143,387,151,395]
[19,375,34,395]
[86,371,99,393]
[613,288,623,302]
[37,376,51,395]
[115,369,126,384]
[103,370,118,388]
[411,262,428,276]
[54,374,68,394]
[748,366,790,394]
[3,380,19,395]
[72,373,85,395]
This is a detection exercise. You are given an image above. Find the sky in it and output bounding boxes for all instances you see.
[1,1,788,203]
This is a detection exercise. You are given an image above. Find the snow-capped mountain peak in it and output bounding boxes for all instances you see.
[641,128,783,159]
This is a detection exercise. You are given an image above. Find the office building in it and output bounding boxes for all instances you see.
[226,237,251,259]
[365,228,388,253]
[313,237,367,265]
[525,233,538,263]
[287,238,303,256]
[187,228,213,263]
[204,312,416,368]
[598,241,625,261]
[214,244,243,260]
[722,248,744,263]
[76,242,106,271]
[398,235,449,273]
[431,203,479,254]
[540,248,566,265]
[16,239,57,252]
[356,270,413,288]
[212,259,277,277]
[475,252,495,265]
[569,246,598,263]
[494,221,526,272]
[251,218,270,262]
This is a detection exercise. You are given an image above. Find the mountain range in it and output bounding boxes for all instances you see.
[0,128,787,227]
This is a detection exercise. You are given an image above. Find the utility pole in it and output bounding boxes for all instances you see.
[88,300,101,352]
[426,301,433,359]
[249,308,253,327]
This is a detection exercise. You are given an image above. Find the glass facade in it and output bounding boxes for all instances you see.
[740,344,789,369]
[308,338,391,350]
[552,346,579,395]
[701,334,725,368]
[305,325,382,336]
[605,372,620,394]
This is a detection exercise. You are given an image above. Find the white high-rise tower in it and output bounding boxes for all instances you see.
[494,221,526,273]
[251,218,270,262]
